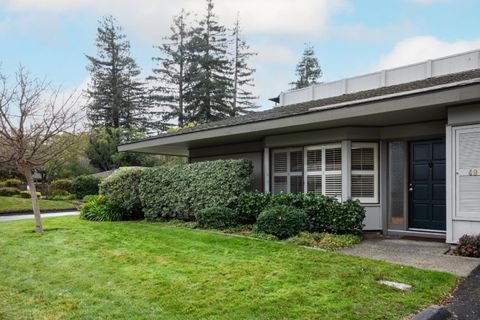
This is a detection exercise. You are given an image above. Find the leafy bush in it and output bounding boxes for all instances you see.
[19,191,41,199]
[303,194,341,233]
[80,195,122,221]
[49,189,71,196]
[49,179,72,195]
[3,179,22,188]
[140,160,252,221]
[235,192,272,224]
[255,205,309,239]
[72,175,100,198]
[83,195,100,203]
[287,232,362,251]
[335,199,366,233]
[196,207,239,229]
[0,187,21,197]
[100,168,144,220]
[453,234,480,258]
[49,194,77,201]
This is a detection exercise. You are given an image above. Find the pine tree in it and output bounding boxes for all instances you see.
[150,10,193,128]
[85,16,154,134]
[186,0,233,123]
[231,14,258,116]
[291,44,322,89]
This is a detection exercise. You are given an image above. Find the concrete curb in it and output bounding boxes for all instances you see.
[412,305,452,320]
[0,208,78,216]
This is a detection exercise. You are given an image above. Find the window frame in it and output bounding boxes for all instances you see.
[351,142,379,204]
[304,143,342,200]
[271,147,303,194]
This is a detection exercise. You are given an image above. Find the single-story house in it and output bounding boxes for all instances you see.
[119,50,480,244]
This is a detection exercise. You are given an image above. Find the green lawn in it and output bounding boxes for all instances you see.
[0,217,457,319]
[0,196,77,213]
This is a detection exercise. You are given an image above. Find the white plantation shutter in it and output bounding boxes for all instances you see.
[272,149,303,194]
[455,126,480,218]
[351,143,378,203]
[304,144,342,200]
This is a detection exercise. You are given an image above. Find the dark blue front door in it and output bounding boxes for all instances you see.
[409,140,446,231]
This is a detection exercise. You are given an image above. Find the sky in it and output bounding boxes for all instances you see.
[0,0,479,110]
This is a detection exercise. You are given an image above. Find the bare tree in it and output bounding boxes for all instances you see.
[0,67,82,233]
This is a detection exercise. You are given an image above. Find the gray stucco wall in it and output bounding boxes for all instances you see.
[190,151,263,192]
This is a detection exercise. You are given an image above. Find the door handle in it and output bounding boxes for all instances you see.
[408,183,414,192]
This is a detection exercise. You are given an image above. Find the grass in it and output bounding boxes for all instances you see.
[0,216,457,319]
[0,196,77,213]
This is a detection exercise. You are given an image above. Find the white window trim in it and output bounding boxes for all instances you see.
[304,143,342,200]
[351,142,379,203]
[271,148,303,194]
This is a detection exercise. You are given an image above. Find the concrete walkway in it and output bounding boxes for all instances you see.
[340,239,479,277]
[0,211,79,222]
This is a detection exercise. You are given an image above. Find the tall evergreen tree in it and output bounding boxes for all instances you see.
[186,0,233,123]
[150,10,193,127]
[231,14,258,116]
[85,16,153,134]
[291,43,322,89]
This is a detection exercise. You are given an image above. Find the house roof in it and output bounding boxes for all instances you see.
[121,68,480,147]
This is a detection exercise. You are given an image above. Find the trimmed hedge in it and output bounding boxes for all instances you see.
[0,187,21,197]
[100,168,144,220]
[49,179,72,194]
[255,205,309,239]
[196,207,239,229]
[19,191,41,199]
[3,179,22,188]
[140,160,252,221]
[236,192,365,234]
[72,175,100,198]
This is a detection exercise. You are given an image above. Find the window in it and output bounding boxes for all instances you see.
[304,144,342,200]
[272,149,303,194]
[351,142,378,203]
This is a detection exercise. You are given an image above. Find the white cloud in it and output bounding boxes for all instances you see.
[334,20,416,43]
[375,36,480,70]
[2,0,350,41]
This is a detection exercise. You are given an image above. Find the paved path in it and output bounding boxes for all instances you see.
[447,265,480,319]
[0,211,79,222]
[340,239,479,277]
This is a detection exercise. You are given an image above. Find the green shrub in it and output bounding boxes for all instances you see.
[83,195,100,203]
[140,160,252,221]
[49,194,77,201]
[0,187,21,197]
[72,175,100,198]
[196,207,239,229]
[100,168,144,220]
[255,205,309,239]
[453,234,480,258]
[3,178,22,188]
[286,232,362,251]
[19,191,41,199]
[49,179,72,194]
[335,199,366,233]
[80,195,122,221]
[271,192,305,209]
[303,194,341,233]
[235,192,272,224]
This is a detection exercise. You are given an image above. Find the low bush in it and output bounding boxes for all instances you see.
[72,175,100,198]
[49,189,71,197]
[49,194,77,201]
[287,232,362,251]
[255,205,309,239]
[100,168,144,220]
[80,195,122,221]
[49,179,72,194]
[83,195,100,203]
[19,191,41,199]
[3,179,22,188]
[0,187,21,197]
[335,199,366,234]
[196,207,239,229]
[140,160,252,221]
[235,192,272,224]
[453,234,480,258]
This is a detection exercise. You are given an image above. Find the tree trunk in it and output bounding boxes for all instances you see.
[24,168,43,233]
